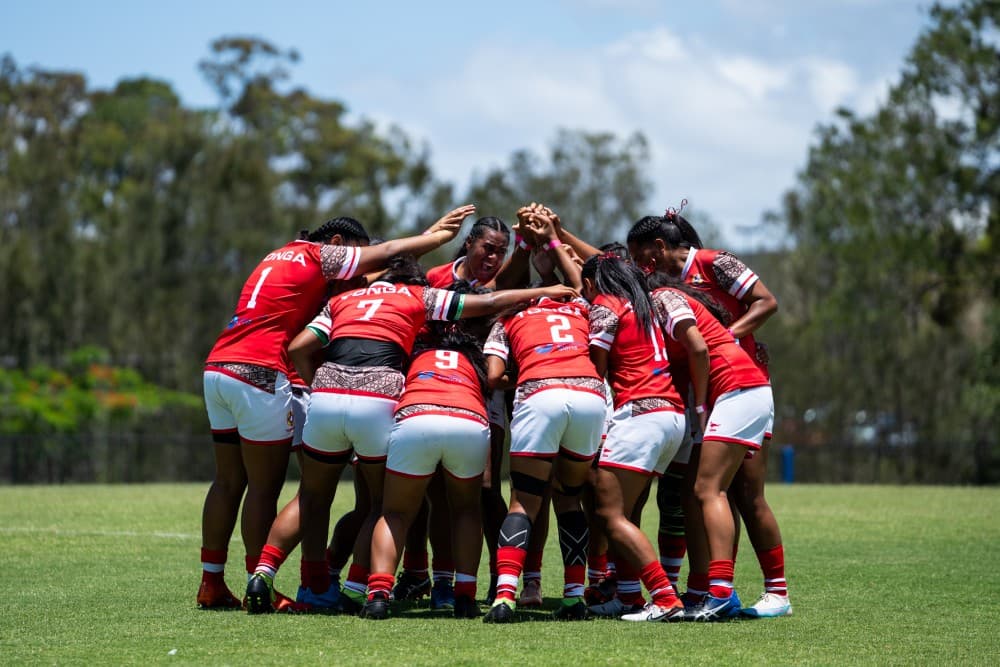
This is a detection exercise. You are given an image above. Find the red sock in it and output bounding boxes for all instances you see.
[657,535,686,588]
[496,546,527,602]
[686,571,709,597]
[432,556,454,583]
[757,544,787,596]
[563,564,586,599]
[255,544,287,577]
[245,554,259,576]
[708,559,734,599]
[366,572,395,599]
[301,559,331,594]
[455,573,477,600]
[615,560,643,606]
[640,561,679,607]
[201,548,227,578]
[403,550,429,575]
[587,552,608,585]
[523,550,543,582]
[344,563,370,596]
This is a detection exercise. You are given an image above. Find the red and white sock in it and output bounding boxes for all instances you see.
[366,572,395,599]
[455,572,477,600]
[657,534,687,589]
[686,571,709,600]
[563,563,586,599]
[708,559,734,599]
[757,544,788,596]
[640,561,679,607]
[615,560,644,607]
[523,549,543,585]
[432,556,454,584]
[255,544,288,579]
[587,552,608,586]
[200,548,226,584]
[343,563,369,597]
[496,546,527,602]
[402,550,429,579]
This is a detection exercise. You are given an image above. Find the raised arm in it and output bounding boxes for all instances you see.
[459,283,578,319]
[353,204,475,276]
[526,210,583,292]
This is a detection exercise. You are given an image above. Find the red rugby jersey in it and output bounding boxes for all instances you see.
[653,287,769,406]
[395,349,487,420]
[680,248,765,372]
[206,241,362,373]
[307,281,463,354]
[484,297,599,384]
[588,294,683,411]
[425,259,479,289]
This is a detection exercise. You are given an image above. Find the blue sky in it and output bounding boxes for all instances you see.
[2,0,943,247]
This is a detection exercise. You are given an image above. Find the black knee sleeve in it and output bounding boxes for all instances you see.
[556,510,589,567]
[510,471,548,497]
[657,468,685,535]
[498,512,533,549]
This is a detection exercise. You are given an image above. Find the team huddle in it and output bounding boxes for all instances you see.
[197,201,792,623]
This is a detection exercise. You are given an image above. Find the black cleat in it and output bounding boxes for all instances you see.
[393,570,431,600]
[245,573,275,615]
[483,600,515,624]
[552,599,591,621]
[360,591,390,620]
[454,595,483,619]
[336,591,364,616]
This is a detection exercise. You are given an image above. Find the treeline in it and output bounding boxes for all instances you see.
[0,1,996,483]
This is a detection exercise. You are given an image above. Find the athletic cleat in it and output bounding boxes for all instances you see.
[296,583,340,611]
[588,597,644,618]
[245,573,275,614]
[360,591,390,620]
[741,592,793,618]
[690,593,739,622]
[553,598,591,621]
[483,599,516,623]
[681,591,706,621]
[518,579,542,608]
[621,600,686,622]
[274,589,310,613]
[430,579,456,610]
[454,595,483,619]
[393,570,431,601]
[584,583,612,606]
[336,588,365,615]
[197,579,242,610]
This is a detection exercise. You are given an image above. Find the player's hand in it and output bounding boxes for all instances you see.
[540,284,579,301]
[426,204,476,241]
[755,341,770,366]
[526,211,558,243]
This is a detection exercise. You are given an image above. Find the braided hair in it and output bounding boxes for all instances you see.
[453,216,511,260]
[306,217,370,245]
[375,254,429,287]
[581,253,655,337]
[599,241,630,261]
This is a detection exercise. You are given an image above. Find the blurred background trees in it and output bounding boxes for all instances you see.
[0,1,995,482]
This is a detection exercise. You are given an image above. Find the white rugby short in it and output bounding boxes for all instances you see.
[203,369,293,445]
[387,413,490,480]
[301,391,396,462]
[599,404,686,476]
[509,388,606,460]
[702,386,774,451]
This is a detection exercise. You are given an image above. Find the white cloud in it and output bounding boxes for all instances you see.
[340,25,885,246]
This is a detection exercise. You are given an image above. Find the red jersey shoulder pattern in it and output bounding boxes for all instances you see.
[395,349,487,420]
[425,259,480,288]
[589,294,681,410]
[653,287,768,406]
[485,297,598,384]
[206,240,362,373]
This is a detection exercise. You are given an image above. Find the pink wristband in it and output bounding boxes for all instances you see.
[546,238,562,250]
[695,404,707,415]
[515,234,531,250]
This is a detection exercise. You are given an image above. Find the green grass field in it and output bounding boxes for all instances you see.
[3,483,999,665]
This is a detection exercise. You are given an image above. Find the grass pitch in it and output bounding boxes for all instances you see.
[3,482,999,665]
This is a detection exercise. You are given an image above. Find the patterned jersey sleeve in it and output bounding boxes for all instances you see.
[422,287,465,322]
[483,321,510,361]
[320,245,363,281]
[588,303,620,352]
[711,251,758,299]
[305,302,334,346]
[653,290,696,340]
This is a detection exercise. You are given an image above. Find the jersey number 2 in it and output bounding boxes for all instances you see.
[546,314,574,343]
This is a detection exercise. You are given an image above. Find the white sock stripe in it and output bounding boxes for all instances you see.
[709,579,733,587]
[255,564,277,578]
[497,574,518,589]
[202,562,225,573]
[563,584,584,597]
[687,586,707,595]
[344,580,366,594]
[764,577,786,583]
[455,573,477,584]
